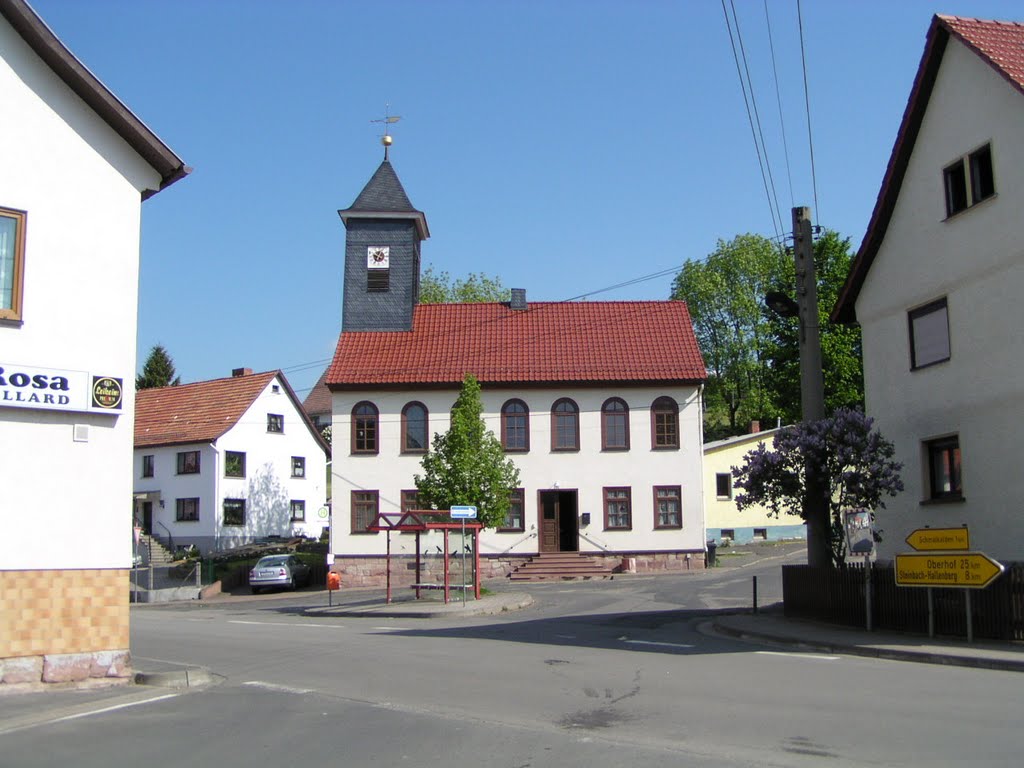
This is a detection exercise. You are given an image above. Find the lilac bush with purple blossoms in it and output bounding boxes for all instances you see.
[732,408,903,565]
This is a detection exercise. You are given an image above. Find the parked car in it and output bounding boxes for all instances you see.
[249,554,311,594]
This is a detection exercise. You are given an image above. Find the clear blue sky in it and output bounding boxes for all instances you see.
[30,0,1023,398]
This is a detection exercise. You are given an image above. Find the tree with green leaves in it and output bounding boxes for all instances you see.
[671,234,787,439]
[670,230,863,439]
[414,374,520,529]
[419,266,508,304]
[764,230,864,425]
[136,344,181,390]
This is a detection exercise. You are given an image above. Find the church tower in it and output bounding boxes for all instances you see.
[338,145,429,332]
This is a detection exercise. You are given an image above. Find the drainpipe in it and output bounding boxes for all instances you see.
[696,384,708,563]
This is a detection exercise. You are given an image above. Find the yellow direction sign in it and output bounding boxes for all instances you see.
[904,527,970,552]
[895,552,1004,589]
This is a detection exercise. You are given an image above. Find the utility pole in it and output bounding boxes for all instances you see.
[792,206,830,568]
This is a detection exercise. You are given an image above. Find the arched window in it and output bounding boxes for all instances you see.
[501,399,530,452]
[651,396,679,449]
[551,398,580,451]
[351,401,379,454]
[601,397,630,451]
[401,402,428,453]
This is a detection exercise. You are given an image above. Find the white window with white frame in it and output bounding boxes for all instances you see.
[908,298,950,370]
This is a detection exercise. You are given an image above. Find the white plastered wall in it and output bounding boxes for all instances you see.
[0,16,162,570]
[330,384,705,558]
[855,39,1024,561]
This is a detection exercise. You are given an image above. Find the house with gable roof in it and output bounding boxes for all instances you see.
[0,0,188,688]
[703,424,806,546]
[325,152,708,585]
[832,15,1024,562]
[134,368,329,555]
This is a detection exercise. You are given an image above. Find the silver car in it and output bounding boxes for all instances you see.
[249,554,312,594]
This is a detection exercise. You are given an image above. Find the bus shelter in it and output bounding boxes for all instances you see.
[366,510,482,604]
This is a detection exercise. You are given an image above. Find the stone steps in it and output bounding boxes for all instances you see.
[509,553,614,582]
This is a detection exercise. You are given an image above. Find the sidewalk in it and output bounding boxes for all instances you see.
[305,590,534,619]
[710,609,1024,672]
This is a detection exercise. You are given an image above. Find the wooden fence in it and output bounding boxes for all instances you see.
[782,562,1024,641]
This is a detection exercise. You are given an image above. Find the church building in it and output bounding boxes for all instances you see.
[325,146,707,585]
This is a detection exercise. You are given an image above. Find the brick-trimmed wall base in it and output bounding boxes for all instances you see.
[330,550,706,588]
[1,650,133,693]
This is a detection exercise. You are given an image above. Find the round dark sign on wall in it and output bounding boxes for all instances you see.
[92,376,123,409]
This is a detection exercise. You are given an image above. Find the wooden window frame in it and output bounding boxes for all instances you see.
[944,142,995,217]
[651,397,680,450]
[498,488,525,532]
[926,435,962,502]
[401,401,429,454]
[601,397,630,451]
[550,398,580,452]
[603,486,632,531]
[401,490,421,514]
[351,401,379,455]
[0,207,27,322]
[225,451,246,478]
[176,497,199,522]
[351,490,379,533]
[501,399,530,453]
[222,498,246,526]
[176,450,200,475]
[653,485,682,529]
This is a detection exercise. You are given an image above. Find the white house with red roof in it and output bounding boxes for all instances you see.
[0,0,188,689]
[325,151,707,585]
[134,369,329,554]
[832,15,1024,562]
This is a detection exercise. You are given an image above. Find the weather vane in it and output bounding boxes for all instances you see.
[370,104,401,159]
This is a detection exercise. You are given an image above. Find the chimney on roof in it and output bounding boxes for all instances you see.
[750,420,761,434]
[510,288,527,311]
[232,368,253,377]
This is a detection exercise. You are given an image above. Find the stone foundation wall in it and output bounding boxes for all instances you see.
[330,550,705,587]
[1,568,132,692]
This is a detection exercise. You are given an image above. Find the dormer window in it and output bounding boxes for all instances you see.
[944,143,994,217]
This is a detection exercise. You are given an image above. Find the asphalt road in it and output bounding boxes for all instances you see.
[3,542,1020,767]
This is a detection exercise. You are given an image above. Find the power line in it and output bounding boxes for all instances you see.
[764,0,795,208]
[721,0,783,241]
[797,0,821,226]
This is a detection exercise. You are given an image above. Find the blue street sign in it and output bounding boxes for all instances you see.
[450,505,478,519]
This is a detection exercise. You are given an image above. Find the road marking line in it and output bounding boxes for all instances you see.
[50,694,179,724]
[372,627,412,631]
[243,681,313,694]
[623,640,695,649]
[555,634,577,639]
[755,651,840,661]
[227,620,340,628]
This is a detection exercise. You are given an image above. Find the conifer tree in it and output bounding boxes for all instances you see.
[136,344,182,389]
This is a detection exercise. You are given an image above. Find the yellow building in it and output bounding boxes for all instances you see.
[703,428,806,545]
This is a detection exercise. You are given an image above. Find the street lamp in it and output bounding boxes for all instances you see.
[763,207,830,569]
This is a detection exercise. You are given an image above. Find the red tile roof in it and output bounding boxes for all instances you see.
[833,15,1024,323]
[135,370,279,448]
[302,366,332,418]
[943,15,1024,94]
[326,301,706,388]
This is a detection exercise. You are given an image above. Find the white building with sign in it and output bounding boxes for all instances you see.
[0,0,188,689]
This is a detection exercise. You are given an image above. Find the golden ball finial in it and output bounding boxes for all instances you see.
[382,135,393,147]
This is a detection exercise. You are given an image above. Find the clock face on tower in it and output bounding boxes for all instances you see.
[367,247,390,269]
